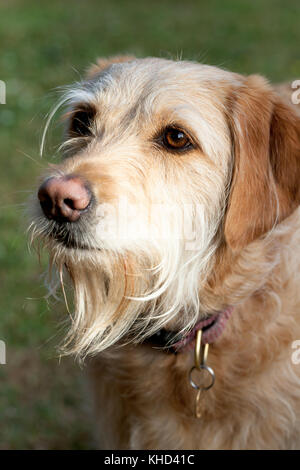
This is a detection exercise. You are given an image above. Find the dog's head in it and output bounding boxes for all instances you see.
[29,57,300,356]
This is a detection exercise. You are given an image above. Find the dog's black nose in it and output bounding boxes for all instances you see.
[38,176,92,222]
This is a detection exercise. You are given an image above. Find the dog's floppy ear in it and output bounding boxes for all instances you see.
[225,75,300,249]
[86,55,136,79]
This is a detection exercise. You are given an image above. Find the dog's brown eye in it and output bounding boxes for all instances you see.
[71,111,93,136]
[163,127,191,150]
[69,105,96,137]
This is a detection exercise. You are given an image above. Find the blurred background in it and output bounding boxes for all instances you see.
[0,0,299,449]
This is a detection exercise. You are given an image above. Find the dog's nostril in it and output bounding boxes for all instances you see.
[41,197,53,212]
[37,175,92,222]
[38,184,54,212]
[64,198,76,210]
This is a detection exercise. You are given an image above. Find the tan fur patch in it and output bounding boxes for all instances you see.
[86,55,136,79]
[225,75,300,248]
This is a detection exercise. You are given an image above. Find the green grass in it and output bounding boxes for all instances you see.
[0,0,300,449]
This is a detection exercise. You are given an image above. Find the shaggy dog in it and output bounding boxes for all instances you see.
[30,56,300,449]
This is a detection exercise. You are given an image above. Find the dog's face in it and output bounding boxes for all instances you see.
[30,57,300,356]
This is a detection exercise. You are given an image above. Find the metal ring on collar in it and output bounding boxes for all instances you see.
[189,365,215,391]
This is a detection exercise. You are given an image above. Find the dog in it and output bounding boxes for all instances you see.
[29,56,300,449]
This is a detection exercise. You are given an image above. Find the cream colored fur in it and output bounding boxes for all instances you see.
[29,57,300,449]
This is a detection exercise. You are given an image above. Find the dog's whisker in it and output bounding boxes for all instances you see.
[59,265,70,314]
[17,149,45,168]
